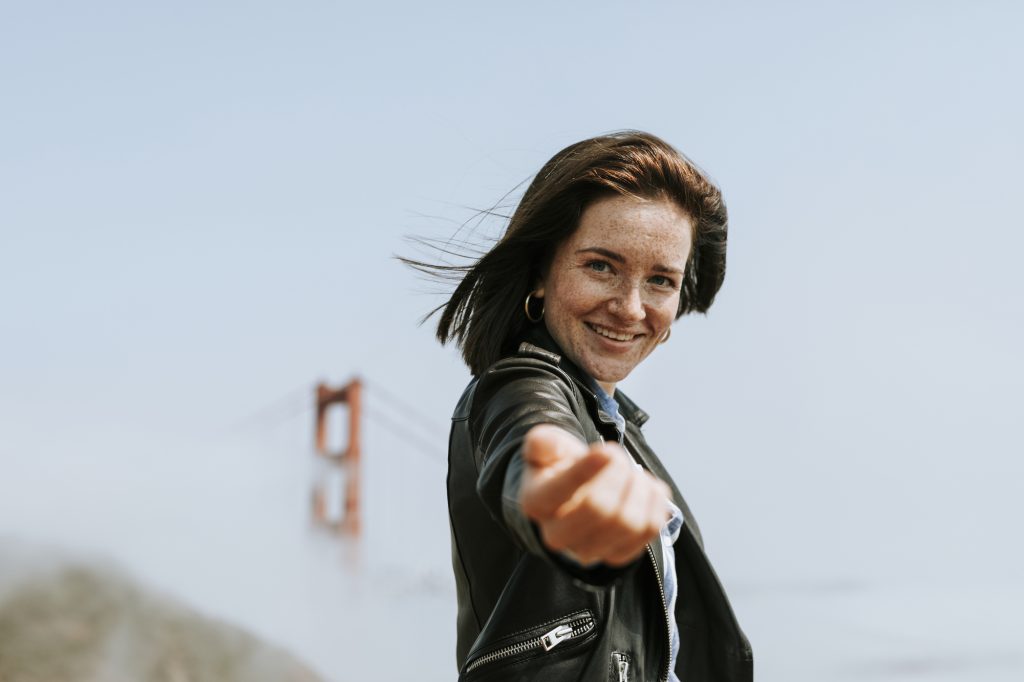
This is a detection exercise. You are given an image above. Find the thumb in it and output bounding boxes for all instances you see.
[522,424,588,471]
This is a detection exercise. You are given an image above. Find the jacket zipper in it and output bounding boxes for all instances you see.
[617,654,631,682]
[621,428,672,682]
[647,543,672,682]
[464,613,595,674]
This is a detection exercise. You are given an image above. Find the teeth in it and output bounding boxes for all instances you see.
[591,324,634,342]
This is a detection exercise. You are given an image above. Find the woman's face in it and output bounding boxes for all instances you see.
[536,194,693,395]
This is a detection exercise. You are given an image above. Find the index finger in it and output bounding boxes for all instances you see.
[522,424,589,470]
[520,446,616,520]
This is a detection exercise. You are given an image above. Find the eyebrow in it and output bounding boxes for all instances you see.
[576,247,684,275]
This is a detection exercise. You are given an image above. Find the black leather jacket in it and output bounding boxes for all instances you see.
[447,326,753,681]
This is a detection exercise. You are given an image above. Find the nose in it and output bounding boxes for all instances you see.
[609,284,645,323]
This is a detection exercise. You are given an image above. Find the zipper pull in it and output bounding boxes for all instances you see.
[540,624,574,651]
[618,658,630,682]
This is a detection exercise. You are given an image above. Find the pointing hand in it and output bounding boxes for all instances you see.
[519,424,672,567]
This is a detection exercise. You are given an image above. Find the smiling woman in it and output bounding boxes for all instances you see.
[536,196,693,395]
[406,131,752,681]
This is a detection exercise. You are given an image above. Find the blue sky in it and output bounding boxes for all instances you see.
[2,1,1023,678]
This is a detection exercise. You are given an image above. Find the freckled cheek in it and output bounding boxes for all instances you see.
[654,296,680,324]
[653,306,675,327]
[552,284,605,319]
[573,279,615,306]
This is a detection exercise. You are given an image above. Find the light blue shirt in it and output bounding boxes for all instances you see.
[588,379,684,682]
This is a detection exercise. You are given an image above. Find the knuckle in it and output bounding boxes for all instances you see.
[541,526,569,551]
[586,446,615,468]
[631,521,654,546]
[616,512,644,540]
[520,494,543,519]
[593,501,619,528]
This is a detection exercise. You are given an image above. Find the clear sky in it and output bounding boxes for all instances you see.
[2,1,1022,679]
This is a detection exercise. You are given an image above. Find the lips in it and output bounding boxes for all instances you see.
[586,322,643,343]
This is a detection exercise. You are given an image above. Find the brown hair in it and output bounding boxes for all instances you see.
[407,130,728,376]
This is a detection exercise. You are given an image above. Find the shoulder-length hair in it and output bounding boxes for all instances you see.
[410,130,728,376]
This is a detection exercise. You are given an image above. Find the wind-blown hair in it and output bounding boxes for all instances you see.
[408,130,728,376]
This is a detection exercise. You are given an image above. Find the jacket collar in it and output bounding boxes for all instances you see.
[518,323,651,428]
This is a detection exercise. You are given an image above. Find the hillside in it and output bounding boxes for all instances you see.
[0,544,325,682]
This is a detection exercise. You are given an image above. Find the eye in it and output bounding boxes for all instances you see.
[648,274,678,289]
[586,260,611,273]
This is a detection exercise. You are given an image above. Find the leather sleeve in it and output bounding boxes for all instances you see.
[469,358,630,587]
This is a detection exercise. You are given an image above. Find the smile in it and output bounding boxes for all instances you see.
[586,323,642,342]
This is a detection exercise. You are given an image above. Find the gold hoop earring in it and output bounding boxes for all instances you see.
[524,292,544,323]
[660,328,671,344]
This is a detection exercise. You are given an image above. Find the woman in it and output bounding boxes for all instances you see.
[423,131,752,681]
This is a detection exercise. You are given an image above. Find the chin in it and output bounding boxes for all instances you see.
[574,352,632,386]
[588,367,630,386]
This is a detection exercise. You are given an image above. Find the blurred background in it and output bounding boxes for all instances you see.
[1,1,1022,680]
